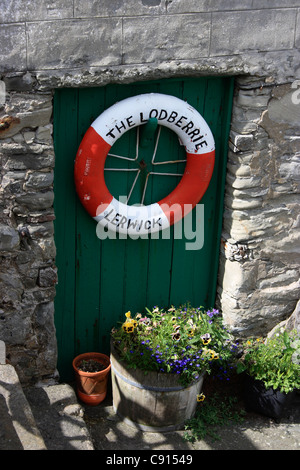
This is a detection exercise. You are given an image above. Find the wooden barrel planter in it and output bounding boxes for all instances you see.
[110,343,205,432]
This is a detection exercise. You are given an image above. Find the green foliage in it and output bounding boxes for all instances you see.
[111,305,238,386]
[236,329,300,394]
[183,393,245,442]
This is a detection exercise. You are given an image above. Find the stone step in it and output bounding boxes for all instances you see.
[23,383,94,450]
[0,363,47,450]
[0,341,94,450]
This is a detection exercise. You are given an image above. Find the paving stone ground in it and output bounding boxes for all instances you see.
[1,363,299,452]
[82,377,300,452]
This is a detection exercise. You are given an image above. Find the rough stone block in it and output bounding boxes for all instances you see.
[252,0,300,7]
[225,194,262,210]
[230,130,254,152]
[3,150,55,170]
[227,162,251,177]
[0,308,32,344]
[296,8,300,49]
[24,171,54,190]
[221,258,257,297]
[0,24,26,72]
[3,72,35,92]
[0,0,73,22]
[35,125,53,143]
[0,93,52,139]
[23,132,35,144]
[123,14,210,64]
[0,341,5,364]
[211,9,296,56]
[268,89,300,125]
[237,92,270,109]
[1,171,26,192]
[286,299,300,333]
[0,225,19,251]
[15,191,54,210]
[279,159,300,181]
[74,0,164,17]
[28,222,54,239]
[37,267,57,287]
[27,19,122,70]
[167,0,254,13]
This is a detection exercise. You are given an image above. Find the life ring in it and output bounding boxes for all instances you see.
[74,93,215,235]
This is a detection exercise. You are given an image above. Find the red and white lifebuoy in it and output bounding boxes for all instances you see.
[74,93,215,235]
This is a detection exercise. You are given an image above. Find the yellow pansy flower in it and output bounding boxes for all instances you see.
[122,321,134,333]
[197,393,205,402]
[201,333,211,345]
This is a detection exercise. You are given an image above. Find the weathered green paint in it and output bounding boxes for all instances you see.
[140,117,158,148]
[53,77,234,380]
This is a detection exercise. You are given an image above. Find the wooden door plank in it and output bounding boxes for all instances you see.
[74,87,108,355]
[203,77,234,307]
[116,82,159,316]
[167,77,233,309]
[98,84,136,353]
[53,88,79,380]
[167,78,207,307]
[144,79,185,310]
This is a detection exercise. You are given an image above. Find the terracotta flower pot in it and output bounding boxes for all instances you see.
[72,352,111,406]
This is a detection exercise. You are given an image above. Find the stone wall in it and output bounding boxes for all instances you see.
[0,92,57,383]
[0,0,299,383]
[218,78,300,335]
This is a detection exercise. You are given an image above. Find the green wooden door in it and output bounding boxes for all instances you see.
[53,77,234,380]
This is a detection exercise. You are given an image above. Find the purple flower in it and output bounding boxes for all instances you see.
[207,308,219,318]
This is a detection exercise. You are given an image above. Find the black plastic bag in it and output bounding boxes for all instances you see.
[243,375,294,420]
